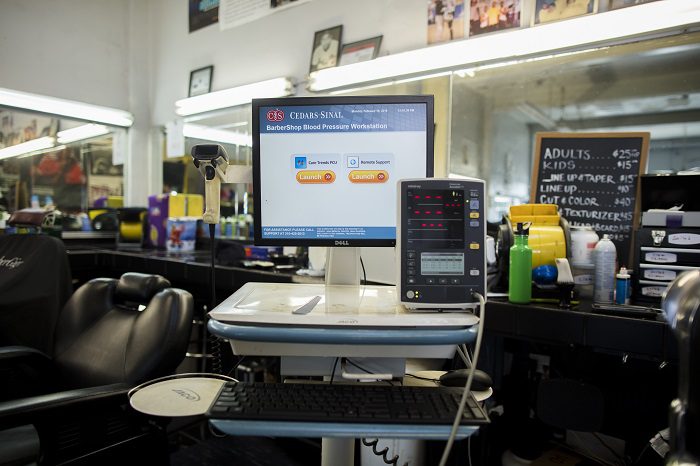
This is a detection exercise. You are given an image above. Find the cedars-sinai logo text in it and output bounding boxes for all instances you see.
[0,256,24,269]
[266,109,284,122]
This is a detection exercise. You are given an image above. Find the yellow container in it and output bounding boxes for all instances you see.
[508,204,566,268]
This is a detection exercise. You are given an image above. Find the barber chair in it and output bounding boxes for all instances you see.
[662,270,700,465]
[0,238,194,465]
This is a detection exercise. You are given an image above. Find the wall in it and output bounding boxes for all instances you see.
[0,0,130,110]
[148,0,429,126]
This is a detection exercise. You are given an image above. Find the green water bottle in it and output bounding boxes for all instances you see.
[509,222,532,304]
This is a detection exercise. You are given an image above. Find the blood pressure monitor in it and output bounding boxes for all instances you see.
[397,178,486,310]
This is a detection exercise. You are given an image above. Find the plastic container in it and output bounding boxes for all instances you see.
[570,226,599,265]
[509,222,532,304]
[593,235,617,303]
[615,266,631,305]
[571,262,595,298]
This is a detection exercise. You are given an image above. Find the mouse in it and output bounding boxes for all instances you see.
[439,369,493,391]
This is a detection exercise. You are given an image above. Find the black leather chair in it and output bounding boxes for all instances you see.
[0,251,194,465]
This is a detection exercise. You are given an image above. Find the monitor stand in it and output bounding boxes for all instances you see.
[324,247,362,287]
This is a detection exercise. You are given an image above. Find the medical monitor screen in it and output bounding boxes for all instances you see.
[252,95,434,246]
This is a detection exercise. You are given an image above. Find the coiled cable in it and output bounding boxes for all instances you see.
[361,438,406,466]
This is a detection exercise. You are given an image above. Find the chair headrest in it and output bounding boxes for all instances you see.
[116,273,171,303]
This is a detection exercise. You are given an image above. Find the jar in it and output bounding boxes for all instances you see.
[570,226,599,265]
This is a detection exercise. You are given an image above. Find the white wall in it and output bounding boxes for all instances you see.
[0,0,130,110]
[148,0,429,126]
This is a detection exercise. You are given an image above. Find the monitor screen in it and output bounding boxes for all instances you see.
[252,95,434,247]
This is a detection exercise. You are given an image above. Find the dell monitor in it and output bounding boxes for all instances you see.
[252,95,434,286]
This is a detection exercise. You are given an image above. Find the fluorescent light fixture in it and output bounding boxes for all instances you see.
[309,0,700,91]
[183,123,252,147]
[57,124,110,144]
[18,144,66,159]
[0,137,55,161]
[0,88,133,127]
[176,77,294,116]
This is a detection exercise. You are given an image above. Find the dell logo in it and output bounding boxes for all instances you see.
[266,109,284,122]
[334,240,350,246]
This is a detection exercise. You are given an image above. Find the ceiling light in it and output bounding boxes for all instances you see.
[183,124,252,147]
[309,0,700,91]
[176,77,295,116]
[0,137,56,161]
[0,88,133,127]
[57,124,110,144]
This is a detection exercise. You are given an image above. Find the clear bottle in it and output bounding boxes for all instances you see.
[509,222,532,304]
[593,235,617,303]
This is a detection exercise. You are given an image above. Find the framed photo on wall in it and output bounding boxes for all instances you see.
[338,36,382,66]
[309,25,343,73]
[188,65,214,97]
[533,0,597,24]
[468,0,522,37]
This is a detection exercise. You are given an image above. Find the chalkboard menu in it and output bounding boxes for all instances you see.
[531,132,649,265]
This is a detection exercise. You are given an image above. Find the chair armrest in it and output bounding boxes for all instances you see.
[0,383,131,430]
[0,346,55,401]
[0,346,51,363]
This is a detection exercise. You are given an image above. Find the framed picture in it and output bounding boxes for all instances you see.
[428,0,466,44]
[533,0,597,25]
[188,65,213,97]
[309,25,342,73]
[468,0,522,37]
[338,36,382,66]
[608,0,658,10]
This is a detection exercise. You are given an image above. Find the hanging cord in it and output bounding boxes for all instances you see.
[207,223,223,374]
[361,438,406,466]
[209,223,216,307]
[438,291,487,466]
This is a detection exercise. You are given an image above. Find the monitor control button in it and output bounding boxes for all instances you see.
[438,278,448,285]
[407,252,416,259]
[407,268,416,276]
[407,260,415,268]
[406,291,415,299]
[407,277,416,284]
[426,278,436,285]
[470,269,480,276]
[450,278,461,285]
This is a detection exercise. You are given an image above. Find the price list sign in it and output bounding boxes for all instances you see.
[531,132,649,265]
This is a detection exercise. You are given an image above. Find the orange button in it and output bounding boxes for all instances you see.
[296,170,336,184]
[469,242,480,250]
[469,212,480,219]
[348,170,389,183]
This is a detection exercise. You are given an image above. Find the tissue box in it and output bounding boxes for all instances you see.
[147,194,203,248]
[166,217,198,252]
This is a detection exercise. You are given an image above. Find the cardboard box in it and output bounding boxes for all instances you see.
[147,194,203,248]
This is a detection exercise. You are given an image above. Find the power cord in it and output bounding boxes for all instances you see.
[360,255,367,285]
[361,438,406,466]
[438,291,486,466]
[207,223,225,374]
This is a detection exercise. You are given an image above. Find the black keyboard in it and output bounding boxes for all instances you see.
[207,381,489,425]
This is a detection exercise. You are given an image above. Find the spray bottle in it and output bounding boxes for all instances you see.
[509,222,532,304]
[593,234,617,304]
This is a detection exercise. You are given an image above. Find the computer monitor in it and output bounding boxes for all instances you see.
[252,95,434,286]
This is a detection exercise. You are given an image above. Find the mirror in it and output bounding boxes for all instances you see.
[0,108,122,226]
[449,32,700,221]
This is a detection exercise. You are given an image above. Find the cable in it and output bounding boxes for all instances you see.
[468,436,473,466]
[456,345,471,367]
[405,373,440,382]
[329,357,340,384]
[209,223,216,307]
[361,438,405,466]
[438,291,486,466]
[207,223,224,374]
[360,255,367,286]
